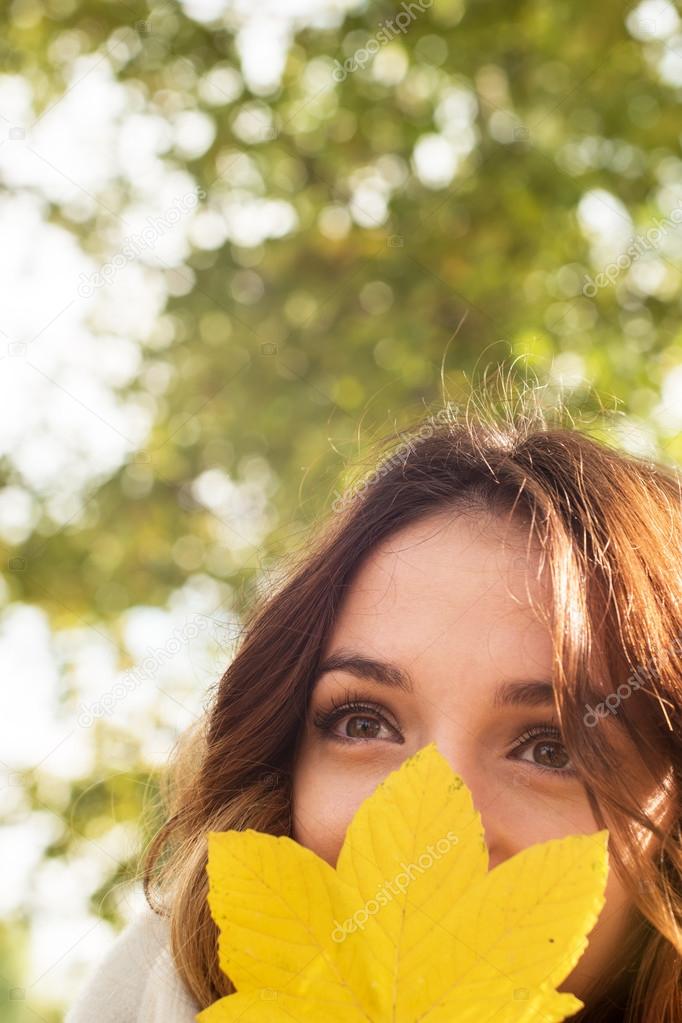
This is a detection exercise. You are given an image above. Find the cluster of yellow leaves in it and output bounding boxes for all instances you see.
[198,743,608,1023]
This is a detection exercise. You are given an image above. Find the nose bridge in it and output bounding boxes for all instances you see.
[428,717,483,797]
[412,654,509,858]
[427,718,505,848]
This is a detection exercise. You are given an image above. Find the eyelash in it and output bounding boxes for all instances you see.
[311,688,577,778]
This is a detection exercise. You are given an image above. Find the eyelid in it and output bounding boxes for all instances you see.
[314,701,398,730]
[508,722,562,752]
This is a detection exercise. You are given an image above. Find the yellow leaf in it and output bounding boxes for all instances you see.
[203,830,362,1009]
[198,742,608,1023]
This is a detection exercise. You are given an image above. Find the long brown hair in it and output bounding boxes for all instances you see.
[141,376,681,1021]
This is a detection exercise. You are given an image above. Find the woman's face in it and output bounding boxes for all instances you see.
[292,509,637,1002]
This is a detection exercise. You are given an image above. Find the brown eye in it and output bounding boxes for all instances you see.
[532,740,570,770]
[345,715,382,739]
[510,726,575,775]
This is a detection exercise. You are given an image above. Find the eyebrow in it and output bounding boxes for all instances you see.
[314,649,556,708]
[315,650,414,693]
[492,679,556,708]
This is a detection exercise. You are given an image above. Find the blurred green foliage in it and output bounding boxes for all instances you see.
[2,0,682,1016]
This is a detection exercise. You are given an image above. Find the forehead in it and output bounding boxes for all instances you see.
[326,510,554,679]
